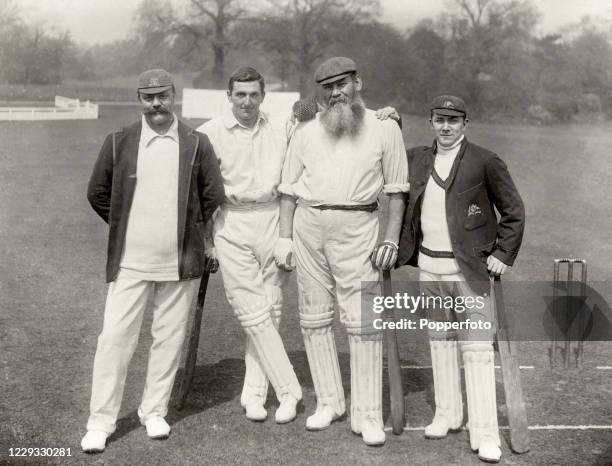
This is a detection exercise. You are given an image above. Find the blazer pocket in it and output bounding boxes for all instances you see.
[458,182,488,230]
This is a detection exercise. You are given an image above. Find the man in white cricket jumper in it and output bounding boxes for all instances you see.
[396,95,525,462]
[276,57,409,446]
[82,69,224,452]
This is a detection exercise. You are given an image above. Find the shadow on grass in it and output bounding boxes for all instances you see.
[108,358,245,445]
[106,349,436,446]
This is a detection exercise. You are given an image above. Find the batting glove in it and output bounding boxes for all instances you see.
[204,246,219,273]
[274,238,295,272]
[370,240,399,270]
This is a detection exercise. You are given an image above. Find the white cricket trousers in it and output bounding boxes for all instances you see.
[86,272,199,433]
[293,205,383,424]
[214,202,300,406]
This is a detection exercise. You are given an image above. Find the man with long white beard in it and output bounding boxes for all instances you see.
[276,57,409,446]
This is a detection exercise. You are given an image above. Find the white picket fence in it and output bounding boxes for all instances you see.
[0,96,99,121]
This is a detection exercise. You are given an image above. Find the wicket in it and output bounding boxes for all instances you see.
[551,258,587,368]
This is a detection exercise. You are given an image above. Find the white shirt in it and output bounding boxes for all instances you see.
[279,109,409,205]
[197,110,291,207]
[120,115,180,280]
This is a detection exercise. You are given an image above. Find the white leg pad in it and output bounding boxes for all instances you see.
[348,334,385,446]
[300,311,345,417]
[462,342,501,452]
[237,305,302,402]
[265,285,283,328]
[348,334,384,441]
[241,337,269,408]
[425,339,463,438]
[241,287,282,408]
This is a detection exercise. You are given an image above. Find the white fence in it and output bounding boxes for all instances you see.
[182,88,300,120]
[0,96,99,121]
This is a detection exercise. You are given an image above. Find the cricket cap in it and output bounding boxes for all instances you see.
[137,69,174,94]
[314,57,357,85]
[430,94,467,117]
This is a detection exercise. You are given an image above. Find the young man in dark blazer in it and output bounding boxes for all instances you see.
[82,69,224,453]
[396,95,525,463]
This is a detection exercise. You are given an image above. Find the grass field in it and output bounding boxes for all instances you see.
[1,105,611,465]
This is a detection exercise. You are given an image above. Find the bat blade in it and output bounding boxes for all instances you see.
[383,269,405,435]
[492,275,530,453]
[175,271,210,410]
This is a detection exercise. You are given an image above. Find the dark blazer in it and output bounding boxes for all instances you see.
[397,138,525,287]
[87,119,225,282]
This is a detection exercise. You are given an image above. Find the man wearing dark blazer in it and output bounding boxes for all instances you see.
[82,69,224,453]
[396,95,525,463]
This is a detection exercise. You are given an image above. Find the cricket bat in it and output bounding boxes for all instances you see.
[175,271,210,410]
[383,269,405,435]
[491,275,530,453]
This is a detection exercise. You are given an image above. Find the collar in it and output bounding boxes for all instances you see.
[222,109,268,130]
[433,135,465,155]
[140,114,179,147]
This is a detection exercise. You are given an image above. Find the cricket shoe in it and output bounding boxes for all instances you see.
[424,413,463,439]
[143,416,171,439]
[244,403,267,422]
[275,393,300,424]
[477,435,502,463]
[306,405,341,431]
[81,430,108,453]
[353,417,386,446]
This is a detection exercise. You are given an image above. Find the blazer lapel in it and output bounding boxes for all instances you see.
[120,121,141,210]
[443,137,468,191]
[177,121,199,256]
[415,144,435,198]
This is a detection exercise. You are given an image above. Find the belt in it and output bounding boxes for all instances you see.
[223,200,278,211]
[420,245,455,259]
[311,202,378,213]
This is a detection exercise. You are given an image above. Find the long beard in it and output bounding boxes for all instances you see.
[320,96,365,137]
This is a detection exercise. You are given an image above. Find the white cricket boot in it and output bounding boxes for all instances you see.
[143,416,171,439]
[81,430,109,453]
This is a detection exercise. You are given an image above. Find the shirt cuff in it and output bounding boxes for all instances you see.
[383,182,410,194]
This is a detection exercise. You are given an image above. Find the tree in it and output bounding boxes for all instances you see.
[135,0,252,86]
[252,0,379,95]
[439,0,540,116]
[401,24,446,113]
[0,0,19,31]
[0,1,77,86]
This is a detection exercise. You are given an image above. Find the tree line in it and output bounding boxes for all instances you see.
[1,0,612,123]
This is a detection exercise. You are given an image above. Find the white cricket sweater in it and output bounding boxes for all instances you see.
[418,136,464,275]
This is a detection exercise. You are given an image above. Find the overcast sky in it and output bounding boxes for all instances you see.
[14,0,612,45]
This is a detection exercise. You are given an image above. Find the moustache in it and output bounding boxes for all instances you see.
[329,97,349,106]
[146,108,170,115]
